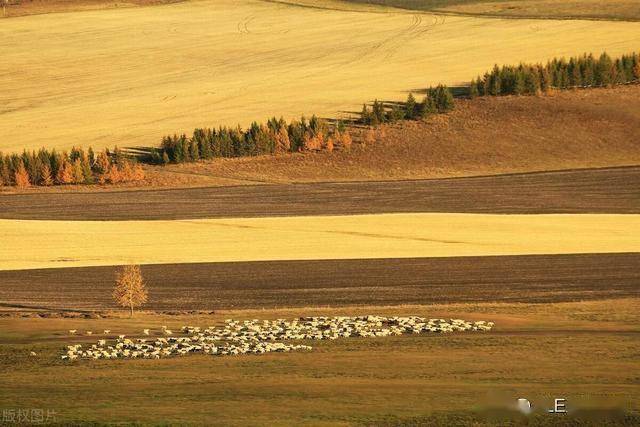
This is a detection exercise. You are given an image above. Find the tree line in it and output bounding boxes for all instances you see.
[360,84,455,126]
[3,51,637,187]
[153,115,353,165]
[0,147,144,188]
[469,51,640,97]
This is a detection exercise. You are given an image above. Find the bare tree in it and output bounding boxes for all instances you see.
[113,265,148,317]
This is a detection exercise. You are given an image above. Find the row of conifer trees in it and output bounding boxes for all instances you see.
[0,147,144,188]
[3,51,638,186]
[153,115,352,164]
[469,52,640,97]
[360,84,455,126]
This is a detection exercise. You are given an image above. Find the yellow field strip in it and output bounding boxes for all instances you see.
[2,0,640,151]
[0,213,638,271]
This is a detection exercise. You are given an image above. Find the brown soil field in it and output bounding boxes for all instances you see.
[1,253,638,311]
[1,167,638,220]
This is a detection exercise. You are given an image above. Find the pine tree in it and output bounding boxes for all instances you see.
[420,93,436,117]
[113,265,148,317]
[14,161,30,188]
[56,159,74,185]
[405,93,417,119]
[523,68,540,95]
[539,66,551,93]
[595,52,613,86]
[360,104,371,125]
[468,78,480,99]
[372,100,385,125]
[40,163,53,186]
[72,158,84,184]
[489,65,501,95]
[81,154,94,184]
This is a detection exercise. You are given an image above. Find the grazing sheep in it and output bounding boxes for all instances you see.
[85,331,93,336]
[143,329,150,335]
[68,330,77,335]
[29,351,37,357]
[103,330,111,335]
[61,315,494,362]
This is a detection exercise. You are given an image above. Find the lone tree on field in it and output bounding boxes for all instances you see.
[113,265,148,317]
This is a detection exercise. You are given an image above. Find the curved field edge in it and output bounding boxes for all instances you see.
[297,0,640,22]
[3,1,640,152]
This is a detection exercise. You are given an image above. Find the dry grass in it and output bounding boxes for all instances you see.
[2,0,640,152]
[1,213,639,270]
[0,299,638,425]
[0,0,182,18]
[137,86,640,188]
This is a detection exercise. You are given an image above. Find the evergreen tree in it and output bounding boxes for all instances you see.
[468,78,480,99]
[595,52,613,86]
[523,68,540,94]
[420,93,436,118]
[81,154,94,184]
[405,93,417,119]
[40,163,53,186]
[72,158,84,184]
[569,58,582,87]
[371,100,385,125]
[14,161,30,188]
[360,104,371,125]
[489,66,501,96]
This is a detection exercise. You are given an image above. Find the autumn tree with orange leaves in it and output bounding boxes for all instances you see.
[113,265,148,317]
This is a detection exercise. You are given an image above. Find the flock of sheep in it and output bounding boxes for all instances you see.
[61,315,494,361]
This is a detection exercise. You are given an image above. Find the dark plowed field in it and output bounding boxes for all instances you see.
[1,167,639,220]
[1,253,638,311]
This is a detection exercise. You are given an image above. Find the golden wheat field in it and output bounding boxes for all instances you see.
[1,213,639,270]
[1,0,640,152]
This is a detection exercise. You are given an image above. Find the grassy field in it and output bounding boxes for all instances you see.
[2,213,639,270]
[2,0,640,152]
[1,299,638,425]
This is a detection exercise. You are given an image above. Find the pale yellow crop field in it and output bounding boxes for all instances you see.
[1,213,639,270]
[2,0,640,152]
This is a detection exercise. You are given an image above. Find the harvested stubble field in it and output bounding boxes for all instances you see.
[2,213,639,270]
[0,253,638,311]
[2,0,640,152]
[1,299,638,425]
